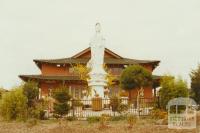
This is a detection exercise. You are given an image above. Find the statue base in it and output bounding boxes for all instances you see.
[88,73,107,98]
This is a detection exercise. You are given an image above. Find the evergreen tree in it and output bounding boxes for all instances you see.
[22,81,39,108]
[52,87,71,118]
[190,64,200,104]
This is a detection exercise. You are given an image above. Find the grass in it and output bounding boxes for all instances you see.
[0,118,198,133]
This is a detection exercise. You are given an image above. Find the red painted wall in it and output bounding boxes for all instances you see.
[129,87,153,99]
[41,64,69,75]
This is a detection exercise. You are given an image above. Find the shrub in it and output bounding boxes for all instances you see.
[117,104,129,114]
[110,96,120,112]
[53,103,70,117]
[27,98,48,120]
[151,109,167,119]
[99,114,110,129]
[0,88,27,121]
[26,118,38,128]
[110,96,129,114]
[159,76,189,110]
[0,88,7,99]
[39,110,46,120]
[87,116,100,123]
[22,81,49,120]
[0,90,2,99]
[66,116,77,121]
[52,114,60,119]
[111,115,126,121]
[72,99,83,107]
[38,98,49,120]
[127,114,137,128]
[52,87,71,118]
[22,81,39,108]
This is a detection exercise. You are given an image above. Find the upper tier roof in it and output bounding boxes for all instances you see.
[33,47,160,69]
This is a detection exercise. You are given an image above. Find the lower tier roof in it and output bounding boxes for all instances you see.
[19,75,82,81]
[19,74,161,82]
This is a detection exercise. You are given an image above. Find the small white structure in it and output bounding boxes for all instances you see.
[166,97,197,129]
[87,23,108,98]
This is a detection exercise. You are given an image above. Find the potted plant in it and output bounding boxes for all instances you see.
[119,90,129,105]
[110,96,120,112]
[92,90,103,111]
[73,99,83,112]
[92,97,103,111]
[119,90,128,97]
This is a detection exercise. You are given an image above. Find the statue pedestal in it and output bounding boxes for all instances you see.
[92,97,102,111]
[88,73,107,98]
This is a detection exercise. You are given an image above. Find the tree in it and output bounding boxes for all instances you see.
[159,75,189,110]
[190,64,200,104]
[72,63,92,96]
[22,81,39,108]
[104,64,117,88]
[0,87,27,121]
[52,87,71,118]
[120,65,152,99]
[72,63,91,81]
[0,87,7,99]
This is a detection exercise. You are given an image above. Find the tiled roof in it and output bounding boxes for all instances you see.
[33,47,160,69]
[19,75,82,81]
[34,58,159,65]
[19,74,161,82]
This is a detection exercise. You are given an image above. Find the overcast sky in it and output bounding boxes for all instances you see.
[0,0,200,89]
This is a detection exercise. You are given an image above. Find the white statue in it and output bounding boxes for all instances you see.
[88,23,106,74]
[87,23,108,98]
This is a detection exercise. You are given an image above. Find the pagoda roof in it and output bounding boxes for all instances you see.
[34,47,160,69]
[72,47,123,59]
[34,58,159,66]
[19,75,82,81]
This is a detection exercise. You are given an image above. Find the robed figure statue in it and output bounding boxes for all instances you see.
[87,23,108,98]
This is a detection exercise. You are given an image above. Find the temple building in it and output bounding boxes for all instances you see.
[19,47,160,99]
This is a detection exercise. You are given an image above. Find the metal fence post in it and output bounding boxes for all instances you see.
[72,99,75,117]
